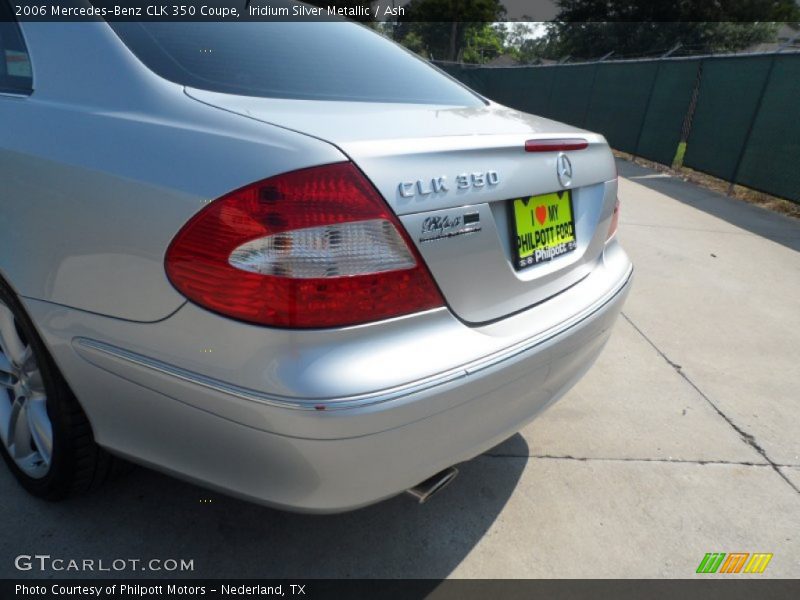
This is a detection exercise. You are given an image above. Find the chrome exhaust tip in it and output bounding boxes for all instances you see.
[406,467,459,504]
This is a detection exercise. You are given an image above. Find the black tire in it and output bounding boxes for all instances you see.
[0,279,126,500]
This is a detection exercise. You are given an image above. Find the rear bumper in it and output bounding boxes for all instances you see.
[26,245,632,512]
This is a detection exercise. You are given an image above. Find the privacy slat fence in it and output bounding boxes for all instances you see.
[436,53,800,204]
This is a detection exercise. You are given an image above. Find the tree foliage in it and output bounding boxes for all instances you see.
[502,23,549,64]
[543,22,781,59]
[389,0,800,63]
[461,23,506,63]
[544,0,800,59]
[395,0,506,61]
[554,0,799,23]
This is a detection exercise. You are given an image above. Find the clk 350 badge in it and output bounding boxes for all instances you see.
[398,171,500,198]
[420,212,482,243]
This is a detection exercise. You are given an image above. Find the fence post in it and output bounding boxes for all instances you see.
[580,63,602,128]
[675,60,704,168]
[545,66,561,116]
[579,52,614,128]
[633,44,681,160]
[632,59,663,159]
[726,54,778,195]
[662,43,682,59]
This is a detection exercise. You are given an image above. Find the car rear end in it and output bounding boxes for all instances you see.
[9,14,632,512]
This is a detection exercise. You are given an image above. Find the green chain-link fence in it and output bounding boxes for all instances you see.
[683,55,774,181]
[734,55,800,202]
[632,60,700,165]
[436,53,800,204]
[584,61,659,154]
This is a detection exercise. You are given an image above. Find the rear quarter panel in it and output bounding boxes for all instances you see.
[0,22,344,321]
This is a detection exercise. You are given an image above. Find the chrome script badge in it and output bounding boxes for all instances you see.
[399,171,500,198]
[419,211,482,243]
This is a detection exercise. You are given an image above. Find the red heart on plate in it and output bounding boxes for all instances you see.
[535,205,547,225]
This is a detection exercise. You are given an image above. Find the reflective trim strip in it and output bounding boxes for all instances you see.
[74,335,465,412]
[74,265,632,412]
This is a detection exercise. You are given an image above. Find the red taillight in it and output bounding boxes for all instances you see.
[525,138,589,152]
[607,197,621,241]
[165,162,444,328]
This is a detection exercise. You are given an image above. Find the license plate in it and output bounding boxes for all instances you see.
[511,191,577,270]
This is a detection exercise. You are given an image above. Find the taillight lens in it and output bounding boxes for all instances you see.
[607,197,621,241]
[165,162,444,328]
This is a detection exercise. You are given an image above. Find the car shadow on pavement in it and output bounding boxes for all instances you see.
[3,434,529,580]
[616,159,800,253]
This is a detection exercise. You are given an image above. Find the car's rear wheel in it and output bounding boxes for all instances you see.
[0,281,123,499]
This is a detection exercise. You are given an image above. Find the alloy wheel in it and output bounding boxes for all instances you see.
[0,301,52,479]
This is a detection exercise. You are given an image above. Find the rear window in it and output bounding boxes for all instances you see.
[110,19,482,106]
[0,1,33,94]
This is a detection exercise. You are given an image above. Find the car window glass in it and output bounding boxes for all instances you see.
[110,16,482,106]
[0,1,33,94]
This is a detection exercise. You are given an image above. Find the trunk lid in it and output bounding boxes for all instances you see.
[186,89,618,324]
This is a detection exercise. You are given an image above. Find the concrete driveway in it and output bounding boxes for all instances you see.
[2,159,798,579]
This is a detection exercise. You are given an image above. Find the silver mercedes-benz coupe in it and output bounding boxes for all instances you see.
[0,4,632,512]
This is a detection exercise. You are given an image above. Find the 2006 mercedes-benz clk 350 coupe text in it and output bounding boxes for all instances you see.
[0,2,631,512]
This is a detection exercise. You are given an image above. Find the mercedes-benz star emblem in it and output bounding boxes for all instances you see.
[557,153,573,188]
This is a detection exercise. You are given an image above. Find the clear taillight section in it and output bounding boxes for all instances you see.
[165,162,444,328]
[228,219,416,278]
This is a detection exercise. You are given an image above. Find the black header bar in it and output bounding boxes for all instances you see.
[5,0,798,22]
